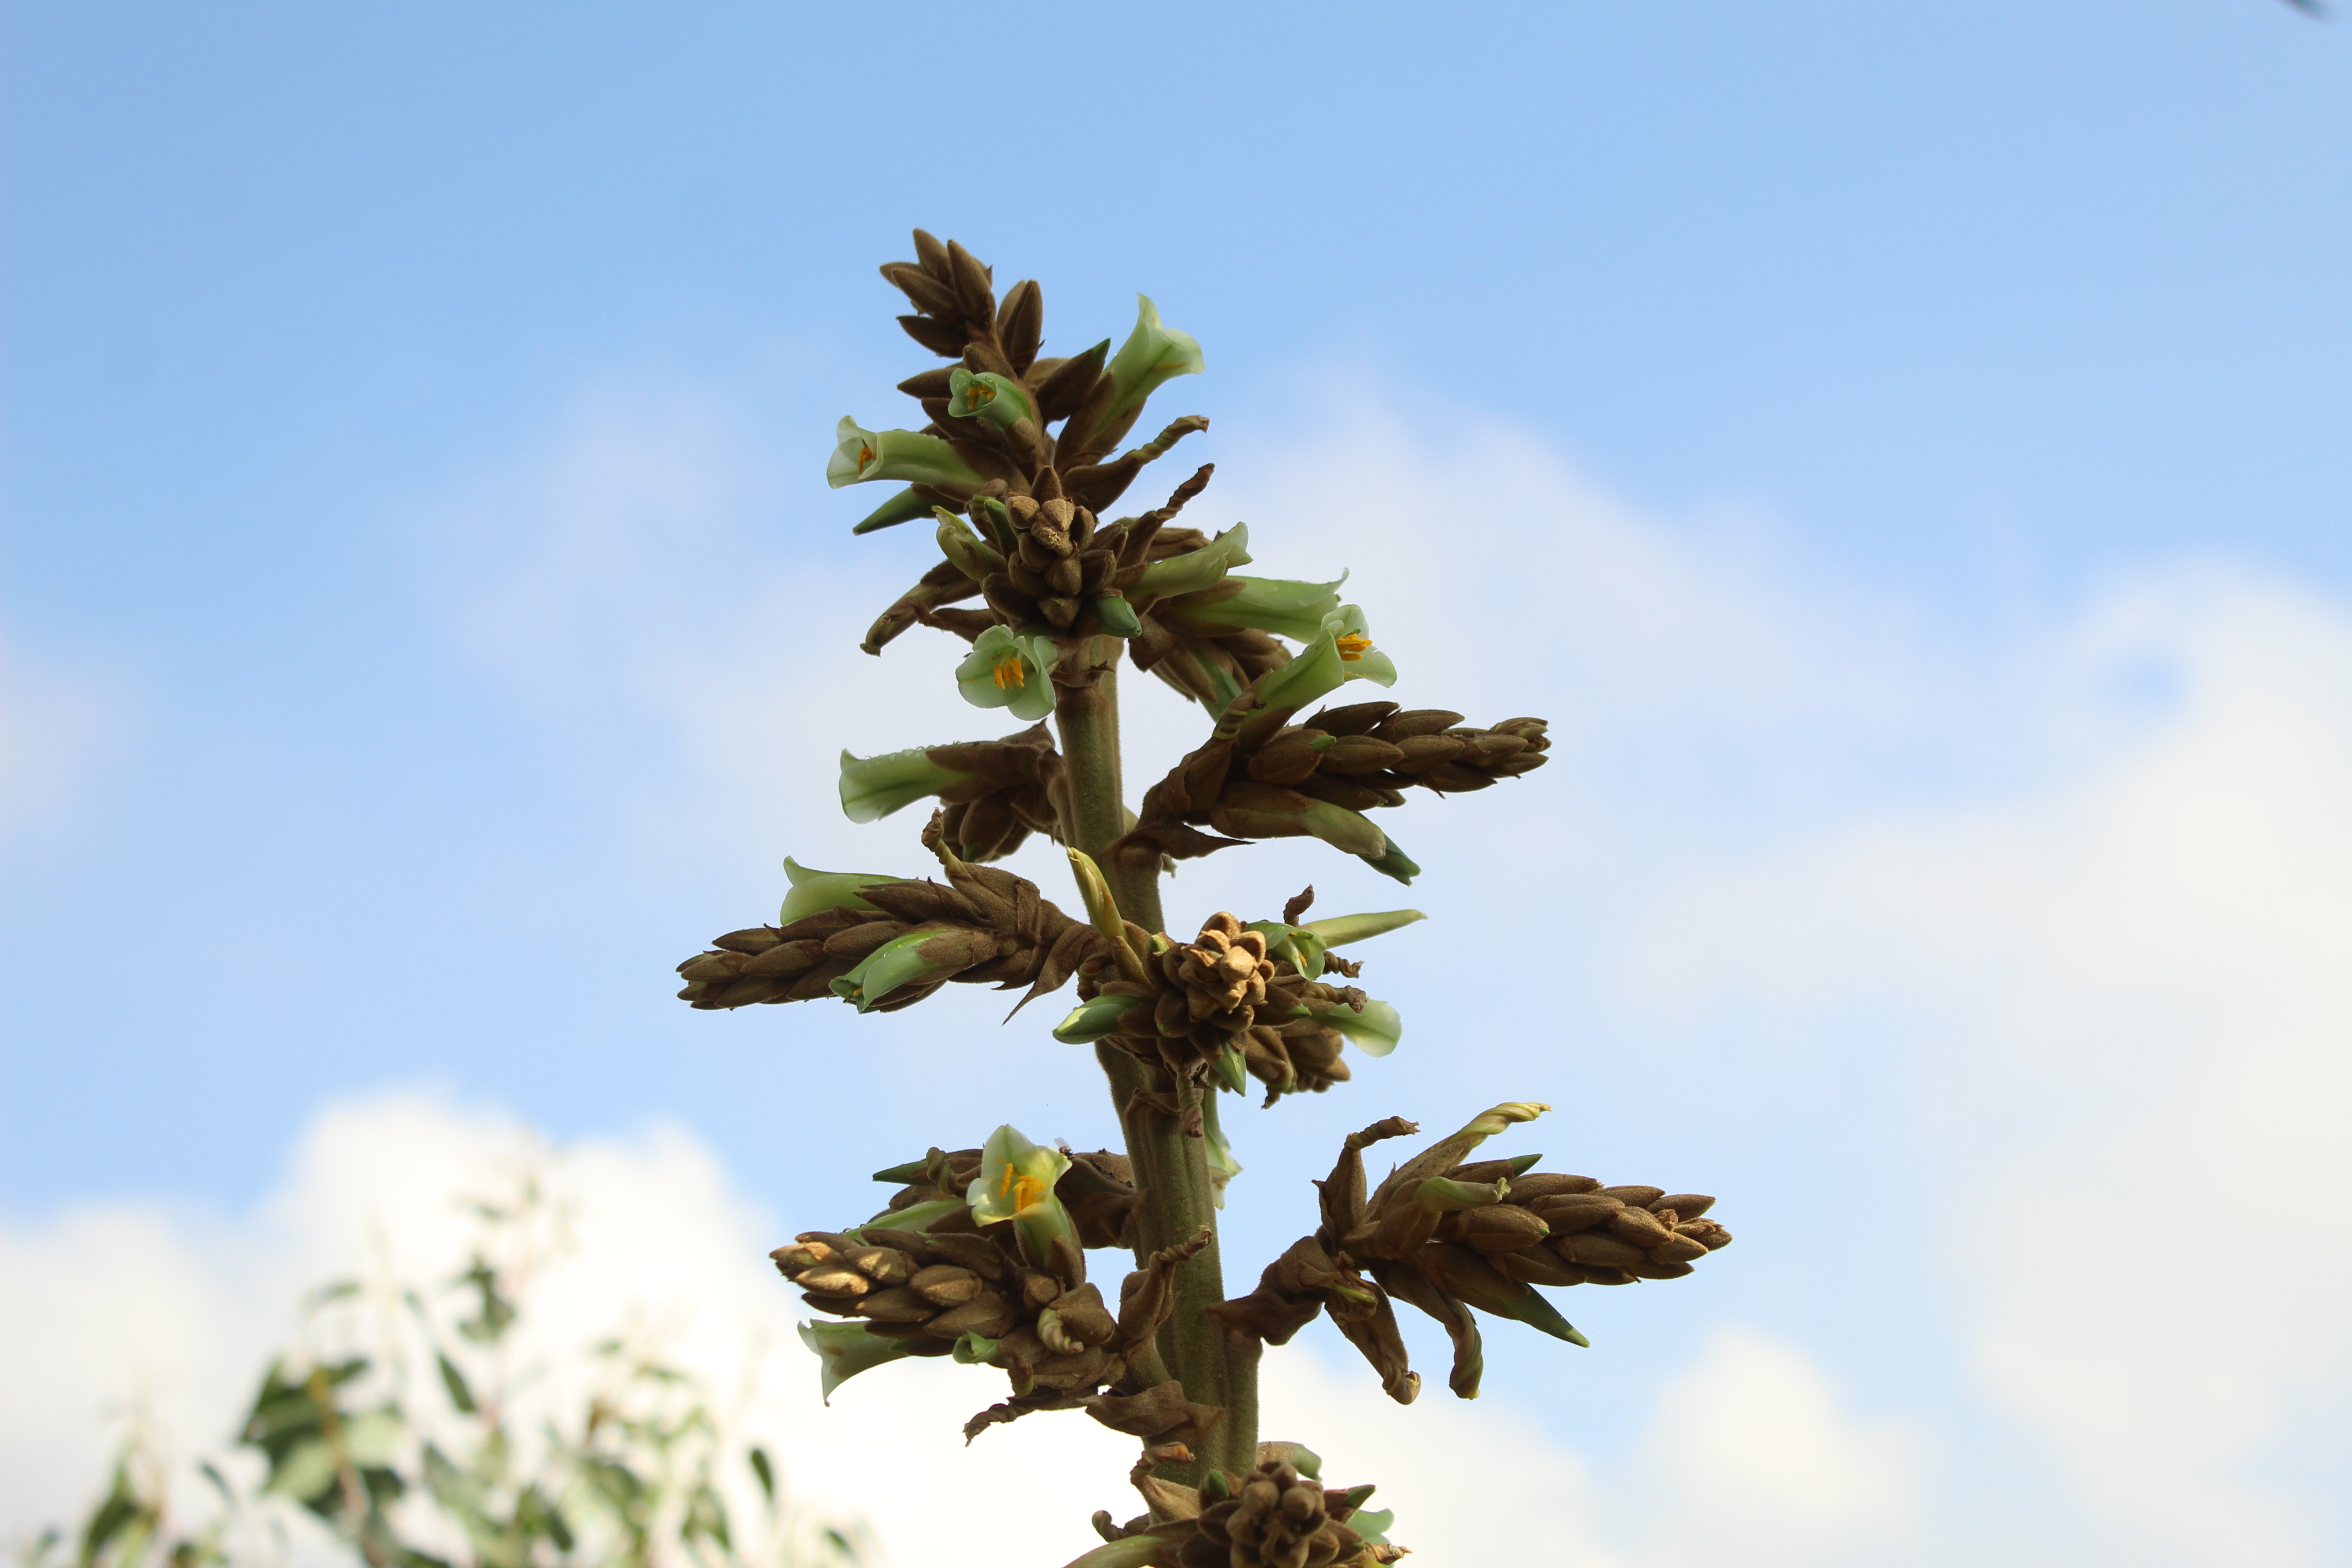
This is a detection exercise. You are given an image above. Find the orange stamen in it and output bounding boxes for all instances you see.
[1335,631,1373,662]
[993,655,1026,691]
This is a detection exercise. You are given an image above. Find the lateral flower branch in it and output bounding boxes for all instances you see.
[669,231,1738,1566]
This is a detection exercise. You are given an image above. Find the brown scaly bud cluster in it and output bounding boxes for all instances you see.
[777,1213,1221,1447]
[1112,699,1549,869]
[878,1145,1144,1252]
[1091,1446,1404,1568]
[674,849,1106,1012]
[1216,1107,1732,1403]
[927,723,1068,862]
[1076,913,1371,1101]
[884,231,1194,493]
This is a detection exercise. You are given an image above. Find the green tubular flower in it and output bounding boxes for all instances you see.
[1291,798,1391,859]
[967,1125,1082,1269]
[850,486,932,534]
[1103,294,1204,425]
[1130,522,1252,598]
[954,625,1059,723]
[829,928,960,1012]
[777,857,904,924]
[1247,632,1347,715]
[797,1321,914,1403]
[825,416,986,491]
[945,368,1037,429]
[1172,574,1348,642]
[838,747,965,823]
[1294,996,1403,1057]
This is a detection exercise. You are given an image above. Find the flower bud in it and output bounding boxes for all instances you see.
[850,485,932,534]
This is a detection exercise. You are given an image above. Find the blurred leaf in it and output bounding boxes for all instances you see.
[748,1445,775,1505]
[263,1438,338,1506]
[435,1353,478,1415]
[342,1409,404,1468]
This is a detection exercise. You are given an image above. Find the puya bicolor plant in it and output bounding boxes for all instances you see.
[672,231,1735,1568]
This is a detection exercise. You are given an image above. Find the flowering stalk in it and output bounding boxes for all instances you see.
[668,230,1737,1564]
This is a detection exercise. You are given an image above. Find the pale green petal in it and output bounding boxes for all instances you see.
[838,748,965,823]
[798,1321,915,1403]
[779,858,904,924]
[1131,523,1252,598]
[1103,294,1204,423]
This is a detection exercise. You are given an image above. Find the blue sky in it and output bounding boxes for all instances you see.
[5,5,2348,1565]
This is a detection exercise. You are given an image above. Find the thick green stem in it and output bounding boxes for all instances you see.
[1056,661,1255,1476]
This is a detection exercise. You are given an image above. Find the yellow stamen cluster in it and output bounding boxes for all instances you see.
[856,442,876,472]
[998,1166,1048,1213]
[1335,631,1374,662]
[993,655,1027,691]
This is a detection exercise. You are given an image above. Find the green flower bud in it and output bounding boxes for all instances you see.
[1202,1091,1243,1208]
[797,1320,914,1402]
[968,1124,1082,1270]
[1091,594,1143,638]
[829,929,958,1012]
[1176,574,1348,642]
[934,508,1005,582]
[856,1196,966,1234]
[1414,1175,1511,1211]
[838,747,965,823]
[1131,522,1252,598]
[945,368,1037,428]
[1052,993,1139,1045]
[826,416,987,491]
[1302,908,1426,948]
[778,857,904,924]
[1294,996,1403,1057]
[954,625,1059,723]
[850,486,933,534]
[951,1332,1000,1365]
[1362,837,1421,885]
[1104,294,1204,425]
[1244,920,1328,978]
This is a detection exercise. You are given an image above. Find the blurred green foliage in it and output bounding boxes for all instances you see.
[20,1184,862,1568]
